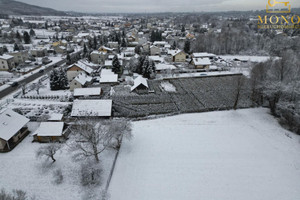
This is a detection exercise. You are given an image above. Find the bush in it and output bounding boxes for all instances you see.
[53,169,64,185]
[0,188,28,200]
[80,161,103,186]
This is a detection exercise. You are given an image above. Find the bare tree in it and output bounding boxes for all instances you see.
[21,83,26,95]
[30,79,45,95]
[106,120,132,150]
[233,75,245,110]
[36,143,61,163]
[69,119,132,162]
[69,120,111,162]
[0,188,31,200]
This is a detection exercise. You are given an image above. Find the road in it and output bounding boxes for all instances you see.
[0,58,66,99]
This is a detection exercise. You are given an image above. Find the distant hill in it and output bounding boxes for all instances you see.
[0,0,67,16]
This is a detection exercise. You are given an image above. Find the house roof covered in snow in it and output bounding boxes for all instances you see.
[168,50,183,56]
[48,113,63,121]
[156,63,177,71]
[192,57,211,66]
[131,76,148,91]
[74,87,102,97]
[217,55,276,63]
[68,62,94,74]
[0,54,14,60]
[192,52,216,58]
[71,100,112,117]
[0,109,30,141]
[73,72,93,86]
[100,69,118,83]
[33,122,64,137]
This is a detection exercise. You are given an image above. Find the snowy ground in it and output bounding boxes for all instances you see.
[109,108,300,200]
[0,122,116,200]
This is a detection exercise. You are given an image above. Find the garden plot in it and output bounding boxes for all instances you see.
[8,99,71,120]
[0,122,116,200]
[109,108,300,200]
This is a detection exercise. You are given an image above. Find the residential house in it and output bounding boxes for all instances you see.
[192,57,211,69]
[98,46,113,54]
[8,50,29,65]
[69,72,93,91]
[131,76,149,93]
[30,47,48,57]
[90,51,108,64]
[170,50,186,62]
[66,61,94,83]
[0,54,15,71]
[99,69,118,84]
[73,87,102,99]
[150,45,161,56]
[0,109,30,151]
[33,122,68,143]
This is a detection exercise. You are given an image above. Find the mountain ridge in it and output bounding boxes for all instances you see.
[0,0,67,16]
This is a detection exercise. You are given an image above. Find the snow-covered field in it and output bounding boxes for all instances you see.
[109,108,300,200]
[0,123,116,200]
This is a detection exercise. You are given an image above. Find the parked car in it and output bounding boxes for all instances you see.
[42,57,52,65]
[9,82,19,87]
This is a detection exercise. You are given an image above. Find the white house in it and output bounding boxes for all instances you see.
[131,76,149,93]
[0,54,15,71]
[33,122,67,143]
[0,109,30,151]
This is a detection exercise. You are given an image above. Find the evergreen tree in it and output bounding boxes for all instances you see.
[93,36,97,50]
[181,25,186,33]
[29,29,36,37]
[16,31,21,40]
[184,40,190,54]
[23,31,31,44]
[45,22,48,29]
[50,69,60,90]
[150,30,155,42]
[3,45,8,53]
[142,57,156,79]
[66,53,71,64]
[112,55,121,74]
[13,43,19,51]
[83,44,88,57]
[135,55,146,74]
[171,41,177,50]
[58,67,68,89]
[121,37,127,47]
[134,45,141,55]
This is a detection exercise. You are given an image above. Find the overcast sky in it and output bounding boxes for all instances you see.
[17,0,300,13]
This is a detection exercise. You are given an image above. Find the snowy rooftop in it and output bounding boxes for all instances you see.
[33,122,64,137]
[74,87,101,97]
[193,58,211,65]
[218,55,278,63]
[0,54,14,60]
[100,69,118,83]
[0,109,30,141]
[156,63,177,71]
[68,62,94,74]
[131,76,148,91]
[71,100,112,117]
[168,50,183,56]
[193,52,216,58]
[74,72,93,86]
[48,113,64,121]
